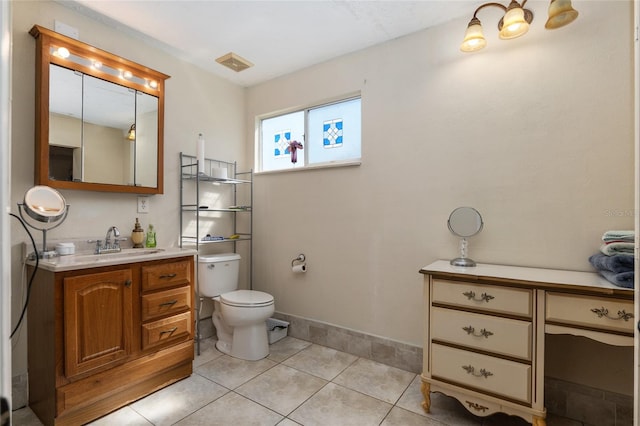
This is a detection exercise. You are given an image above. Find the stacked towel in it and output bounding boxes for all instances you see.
[589,230,635,288]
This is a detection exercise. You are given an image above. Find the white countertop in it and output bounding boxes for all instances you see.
[420,260,633,295]
[28,247,198,272]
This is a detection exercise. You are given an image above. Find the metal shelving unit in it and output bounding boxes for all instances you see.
[179,152,253,354]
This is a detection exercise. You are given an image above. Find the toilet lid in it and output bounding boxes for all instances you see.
[220,290,274,307]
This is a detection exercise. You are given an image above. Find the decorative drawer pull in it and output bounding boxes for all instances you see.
[159,300,178,307]
[590,307,634,322]
[462,365,493,378]
[465,400,489,413]
[159,327,178,336]
[124,279,132,288]
[159,273,177,279]
[462,326,493,338]
[462,291,495,303]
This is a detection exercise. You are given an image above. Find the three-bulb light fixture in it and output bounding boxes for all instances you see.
[461,0,579,52]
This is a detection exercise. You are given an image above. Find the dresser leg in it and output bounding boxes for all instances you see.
[420,381,431,413]
[532,415,546,426]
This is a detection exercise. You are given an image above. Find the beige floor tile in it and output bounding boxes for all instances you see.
[192,337,224,368]
[195,354,277,389]
[289,382,392,426]
[381,406,445,425]
[10,407,43,426]
[236,364,327,416]
[174,392,283,426]
[130,374,228,426]
[419,392,482,426]
[267,336,312,363]
[333,357,416,404]
[396,375,430,416]
[276,419,303,426]
[88,406,153,425]
[282,343,358,380]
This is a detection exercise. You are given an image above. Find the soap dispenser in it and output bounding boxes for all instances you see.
[145,224,157,248]
[131,218,145,248]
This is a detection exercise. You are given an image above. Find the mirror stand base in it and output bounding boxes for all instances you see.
[450,257,477,267]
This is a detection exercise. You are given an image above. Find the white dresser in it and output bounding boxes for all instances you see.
[420,260,634,426]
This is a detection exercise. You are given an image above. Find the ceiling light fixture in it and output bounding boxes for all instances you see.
[215,52,253,72]
[460,0,578,53]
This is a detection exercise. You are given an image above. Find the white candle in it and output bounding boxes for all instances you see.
[197,133,205,175]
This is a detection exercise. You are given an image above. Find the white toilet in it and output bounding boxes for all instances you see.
[198,253,274,361]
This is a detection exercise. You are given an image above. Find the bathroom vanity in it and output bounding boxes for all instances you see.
[26,248,196,426]
[419,260,634,426]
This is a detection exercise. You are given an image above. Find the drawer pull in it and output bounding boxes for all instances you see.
[590,307,634,322]
[159,300,178,308]
[160,273,177,279]
[124,279,132,287]
[462,291,495,303]
[462,326,494,338]
[159,327,178,336]
[462,365,493,378]
[465,400,489,413]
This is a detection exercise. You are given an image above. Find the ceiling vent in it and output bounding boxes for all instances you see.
[215,52,253,72]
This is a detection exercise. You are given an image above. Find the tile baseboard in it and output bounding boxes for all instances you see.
[271,312,422,374]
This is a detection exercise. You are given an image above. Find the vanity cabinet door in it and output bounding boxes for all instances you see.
[63,268,135,379]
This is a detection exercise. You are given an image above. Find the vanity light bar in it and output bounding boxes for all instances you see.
[48,44,160,92]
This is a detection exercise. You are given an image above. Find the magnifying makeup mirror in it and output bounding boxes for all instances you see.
[18,185,69,258]
[448,207,483,267]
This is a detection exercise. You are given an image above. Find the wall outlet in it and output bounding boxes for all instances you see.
[137,196,149,214]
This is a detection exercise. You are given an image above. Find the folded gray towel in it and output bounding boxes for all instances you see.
[602,230,635,242]
[599,270,634,289]
[600,242,634,256]
[589,253,634,273]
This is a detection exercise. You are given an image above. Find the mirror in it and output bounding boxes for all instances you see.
[448,207,483,267]
[30,25,170,194]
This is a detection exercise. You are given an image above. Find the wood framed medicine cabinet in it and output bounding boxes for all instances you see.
[30,25,170,194]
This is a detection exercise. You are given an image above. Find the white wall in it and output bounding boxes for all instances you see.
[9,0,246,395]
[246,1,634,393]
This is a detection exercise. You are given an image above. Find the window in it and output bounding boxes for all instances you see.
[258,96,361,172]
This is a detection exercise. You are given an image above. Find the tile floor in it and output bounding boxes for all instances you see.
[13,337,580,426]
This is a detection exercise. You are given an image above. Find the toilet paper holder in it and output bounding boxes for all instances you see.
[291,253,306,267]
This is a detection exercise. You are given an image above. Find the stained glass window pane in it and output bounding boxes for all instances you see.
[307,98,361,165]
[261,110,304,171]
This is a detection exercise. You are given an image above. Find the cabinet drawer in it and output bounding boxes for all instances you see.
[431,343,531,404]
[431,307,532,360]
[546,292,634,334]
[142,286,192,321]
[142,311,192,351]
[432,279,532,317]
[142,260,191,292]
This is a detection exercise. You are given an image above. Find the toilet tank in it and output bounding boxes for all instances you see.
[197,253,241,297]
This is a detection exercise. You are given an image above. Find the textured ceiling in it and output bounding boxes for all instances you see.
[58,0,484,87]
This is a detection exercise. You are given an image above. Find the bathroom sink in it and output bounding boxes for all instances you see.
[64,248,165,263]
[30,246,196,272]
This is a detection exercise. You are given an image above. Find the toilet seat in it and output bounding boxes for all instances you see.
[220,290,274,307]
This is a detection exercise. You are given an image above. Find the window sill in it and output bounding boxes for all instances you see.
[255,160,361,175]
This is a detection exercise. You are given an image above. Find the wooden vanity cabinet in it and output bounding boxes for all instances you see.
[27,256,195,426]
[420,261,633,426]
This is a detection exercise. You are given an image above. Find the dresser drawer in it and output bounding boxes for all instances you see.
[546,292,634,334]
[142,311,192,351]
[432,279,532,317]
[431,343,531,404]
[142,259,191,292]
[142,285,192,321]
[431,307,532,360]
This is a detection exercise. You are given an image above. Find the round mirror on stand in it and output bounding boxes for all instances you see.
[448,207,483,267]
[18,185,69,258]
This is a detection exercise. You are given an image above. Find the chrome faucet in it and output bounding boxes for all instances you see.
[105,226,120,247]
[90,226,125,254]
